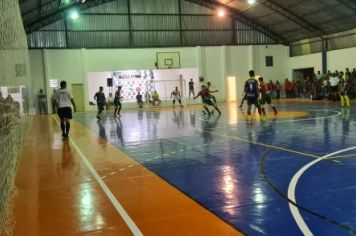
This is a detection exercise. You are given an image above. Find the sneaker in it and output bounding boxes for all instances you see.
[96,115,101,120]
[62,133,66,138]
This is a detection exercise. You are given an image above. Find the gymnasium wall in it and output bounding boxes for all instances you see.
[29,45,288,111]
[288,53,323,80]
[288,45,356,79]
[327,47,356,72]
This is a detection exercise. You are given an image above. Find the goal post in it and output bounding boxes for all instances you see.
[144,79,187,108]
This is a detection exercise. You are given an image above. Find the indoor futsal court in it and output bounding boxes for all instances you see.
[2,0,356,236]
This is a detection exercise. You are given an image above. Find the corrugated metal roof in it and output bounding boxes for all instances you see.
[20,0,356,49]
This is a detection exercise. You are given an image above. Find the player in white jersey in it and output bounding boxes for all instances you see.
[171,87,183,107]
[53,81,77,139]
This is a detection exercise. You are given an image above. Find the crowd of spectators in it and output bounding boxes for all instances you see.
[0,92,20,135]
[266,68,356,100]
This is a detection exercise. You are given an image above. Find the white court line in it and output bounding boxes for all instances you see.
[288,146,356,236]
[198,110,341,125]
[53,117,143,236]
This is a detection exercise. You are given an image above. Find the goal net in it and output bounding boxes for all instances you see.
[144,79,186,108]
[0,0,32,235]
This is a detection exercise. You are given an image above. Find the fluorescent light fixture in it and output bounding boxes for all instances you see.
[248,0,256,4]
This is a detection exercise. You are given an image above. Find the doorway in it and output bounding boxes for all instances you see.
[293,67,314,81]
[71,83,85,112]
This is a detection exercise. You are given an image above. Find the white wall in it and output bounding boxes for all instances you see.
[288,53,322,80]
[29,44,289,111]
[327,47,356,72]
[29,50,46,112]
[253,45,289,82]
[287,45,356,80]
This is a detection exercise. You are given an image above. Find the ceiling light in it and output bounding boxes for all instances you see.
[70,11,79,20]
[248,0,256,4]
[217,8,225,17]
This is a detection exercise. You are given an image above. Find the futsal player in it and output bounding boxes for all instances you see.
[94,86,106,120]
[171,87,183,107]
[207,82,218,104]
[114,86,122,117]
[258,77,277,117]
[53,80,77,139]
[339,76,350,108]
[244,70,260,123]
[239,91,247,108]
[194,85,221,116]
[188,79,195,98]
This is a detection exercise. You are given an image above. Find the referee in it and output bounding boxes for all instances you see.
[53,81,77,139]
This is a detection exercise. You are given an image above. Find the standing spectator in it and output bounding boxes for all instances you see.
[284,79,292,98]
[53,81,77,139]
[322,75,329,97]
[267,80,274,98]
[23,95,29,115]
[329,73,339,101]
[351,68,356,96]
[51,89,57,114]
[275,81,281,99]
[316,71,322,81]
[37,89,47,114]
[296,80,303,98]
[188,79,195,98]
[136,92,143,108]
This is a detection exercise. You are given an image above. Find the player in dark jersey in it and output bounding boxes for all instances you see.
[194,85,221,116]
[114,86,122,117]
[94,86,106,120]
[239,91,247,108]
[207,82,218,104]
[188,79,195,98]
[258,77,277,117]
[244,70,261,123]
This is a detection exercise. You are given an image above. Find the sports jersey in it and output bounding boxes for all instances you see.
[259,82,267,96]
[54,88,73,108]
[171,90,181,99]
[189,82,194,89]
[245,78,259,98]
[94,92,106,104]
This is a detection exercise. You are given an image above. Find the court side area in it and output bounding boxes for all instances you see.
[13,100,356,235]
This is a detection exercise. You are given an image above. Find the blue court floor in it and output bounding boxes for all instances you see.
[75,101,356,235]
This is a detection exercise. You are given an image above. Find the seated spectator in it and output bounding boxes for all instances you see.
[151,90,161,106]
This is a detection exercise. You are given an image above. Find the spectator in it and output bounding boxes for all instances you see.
[136,92,143,108]
[51,89,57,114]
[329,73,339,101]
[151,90,161,106]
[275,80,281,99]
[267,80,274,98]
[285,79,292,98]
[38,89,47,114]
